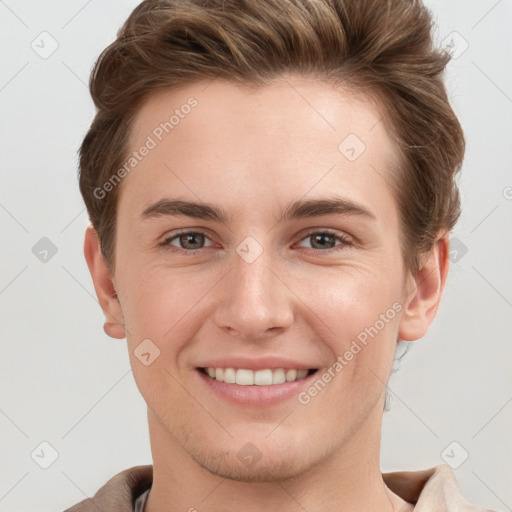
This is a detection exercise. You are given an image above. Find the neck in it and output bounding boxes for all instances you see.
[144,405,409,512]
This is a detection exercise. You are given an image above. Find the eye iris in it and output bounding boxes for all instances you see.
[172,232,341,250]
[311,233,335,249]
[180,233,204,249]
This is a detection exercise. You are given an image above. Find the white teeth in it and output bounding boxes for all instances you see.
[204,367,312,385]
[236,369,253,385]
[272,368,286,384]
[254,369,273,385]
[223,367,236,383]
[285,369,297,382]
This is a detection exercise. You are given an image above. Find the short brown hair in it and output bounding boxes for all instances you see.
[79,0,465,274]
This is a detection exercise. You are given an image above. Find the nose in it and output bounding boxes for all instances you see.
[213,245,294,340]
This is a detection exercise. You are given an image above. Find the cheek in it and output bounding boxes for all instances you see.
[296,284,401,436]
[298,267,402,390]
[120,266,232,401]
[120,265,216,341]
[300,263,402,337]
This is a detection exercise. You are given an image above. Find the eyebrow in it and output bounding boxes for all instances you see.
[139,196,376,224]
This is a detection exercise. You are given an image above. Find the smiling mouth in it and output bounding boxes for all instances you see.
[198,367,318,385]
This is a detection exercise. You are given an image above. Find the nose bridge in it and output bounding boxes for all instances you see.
[213,237,293,338]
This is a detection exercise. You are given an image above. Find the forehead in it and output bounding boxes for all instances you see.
[130,76,390,152]
[121,75,400,222]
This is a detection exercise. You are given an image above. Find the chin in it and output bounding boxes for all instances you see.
[191,445,312,483]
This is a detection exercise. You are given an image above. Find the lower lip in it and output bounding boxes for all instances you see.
[196,369,318,407]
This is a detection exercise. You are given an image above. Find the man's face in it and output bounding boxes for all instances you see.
[111,75,413,480]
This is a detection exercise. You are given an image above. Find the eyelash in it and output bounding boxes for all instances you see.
[159,229,352,255]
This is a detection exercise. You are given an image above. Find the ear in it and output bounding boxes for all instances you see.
[83,225,126,339]
[398,234,450,341]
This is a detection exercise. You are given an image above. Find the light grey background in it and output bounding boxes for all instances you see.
[1,1,511,511]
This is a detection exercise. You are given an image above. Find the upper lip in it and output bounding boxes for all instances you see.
[196,356,319,371]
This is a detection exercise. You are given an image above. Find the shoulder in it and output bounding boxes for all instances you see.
[383,464,500,511]
[64,465,153,512]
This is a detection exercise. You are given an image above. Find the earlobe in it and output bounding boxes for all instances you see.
[83,225,126,339]
[398,234,450,342]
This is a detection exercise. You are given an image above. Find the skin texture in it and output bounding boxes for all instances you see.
[84,74,449,512]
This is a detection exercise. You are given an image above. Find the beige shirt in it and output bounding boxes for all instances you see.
[65,464,499,511]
